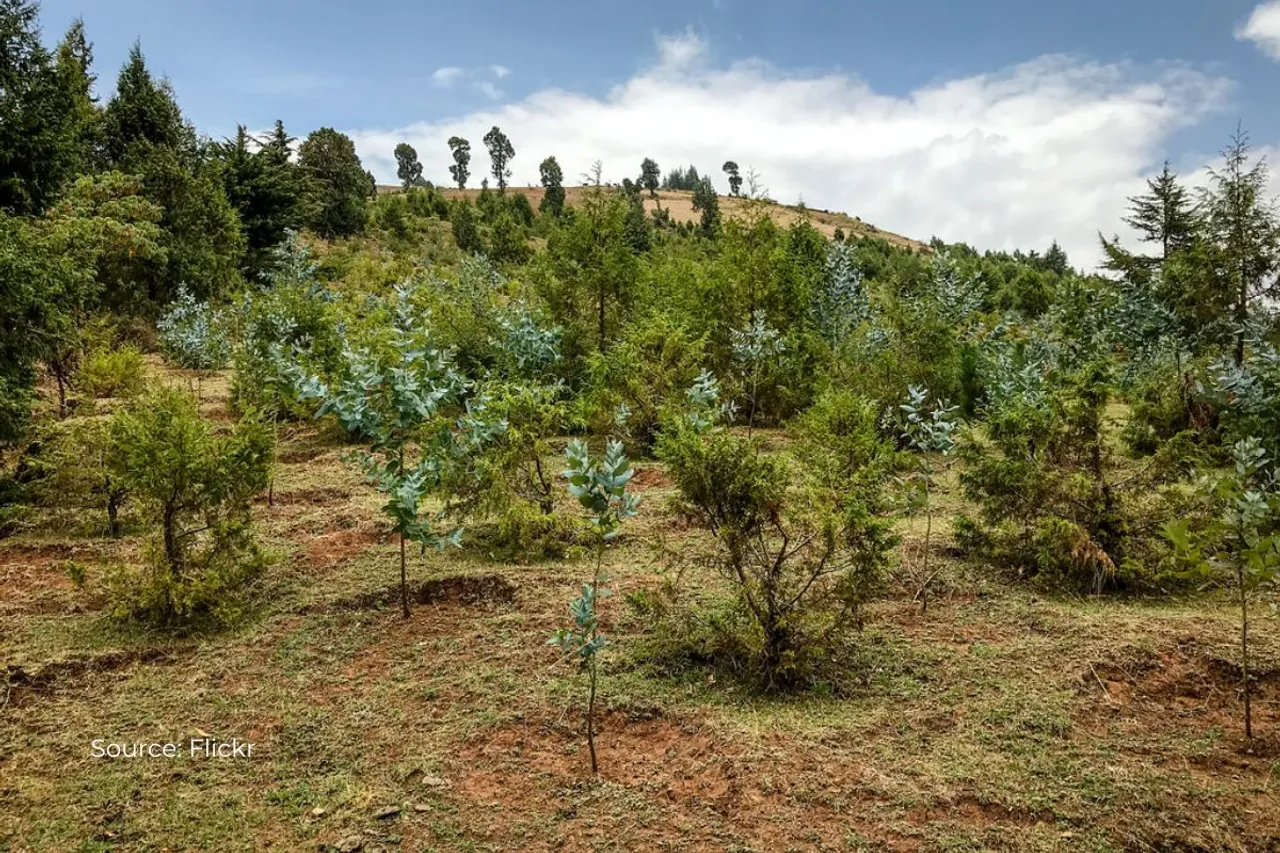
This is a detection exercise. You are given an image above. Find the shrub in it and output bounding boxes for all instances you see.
[464,381,582,558]
[106,387,274,626]
[960,362,1195,592]
[657,424,895,690]
[24,417,129,536]
[77,346,145,399]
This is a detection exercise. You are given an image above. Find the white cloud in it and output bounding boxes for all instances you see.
[474,80,501,100]
[491,64,511,79]
[1236,2,1280,60]
[431,66,466,88]
[352,33,1235,267]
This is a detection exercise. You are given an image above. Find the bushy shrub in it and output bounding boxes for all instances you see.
[959,362,1195,592]
[24,417,129,536]
[582,313,706,451]
[77,345,146,399]
[656,424,896,690]
[106,387,273,626]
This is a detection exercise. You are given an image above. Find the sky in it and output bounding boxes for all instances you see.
[31,0,1280,267]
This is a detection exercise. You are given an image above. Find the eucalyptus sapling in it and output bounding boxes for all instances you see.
[549,439,640,774]
[731,311,784,437]
[1167,438,1280,740]
[901,384,959,614]
[298,284,504,618]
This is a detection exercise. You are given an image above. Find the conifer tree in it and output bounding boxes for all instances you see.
[1123,161,1198,264]
[639,157,660,197]
[723,160,742,196]
[298,127,370,239]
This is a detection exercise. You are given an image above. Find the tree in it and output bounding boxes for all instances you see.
[483,125,514,192]
[550,439,640,774]
[900,385,959,614]
[1124,160,1198,264]
[295,284,504,618]
[539,155,565,216]
[723,160,742,196]
[299,127,370,239]
[394,141,423,189]
[1167,438,1280,740]
[639,157,660,197]
[691,175,720,234]
[214,123,306,282]
[99,42,188,167]
[0,1,89,214]
[1202,127,1279,365]
[447,136,471,189]
[0,211,93,441]
[108,386,274,625]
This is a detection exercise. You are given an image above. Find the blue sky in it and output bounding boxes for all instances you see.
[31,0,1280,265]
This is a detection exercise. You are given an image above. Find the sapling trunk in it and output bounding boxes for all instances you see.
[586,538,603,774]
[921,476,932,615]
[1238,560,1253,740]
[399,444,410,620]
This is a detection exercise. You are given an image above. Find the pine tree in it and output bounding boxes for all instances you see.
[447,136,470,189]
[1203,128,1279,365]
[483,126,514,192]
[1123,161,1198,264]
[539,155,565,216]
[0,0,87,214]
[691,175,720,234]
[394,142,423,189]
[214,123,306,281]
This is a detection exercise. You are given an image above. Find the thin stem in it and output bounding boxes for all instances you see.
[921,475,932,616]
[1239,559,1253,740]
[399,444,410,620]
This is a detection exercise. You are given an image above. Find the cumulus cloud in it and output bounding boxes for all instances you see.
[1236,2,1280,60]
[352,33,1235,267]
[431,66,465,88]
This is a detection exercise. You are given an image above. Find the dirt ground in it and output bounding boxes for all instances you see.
[3,364,1279,852]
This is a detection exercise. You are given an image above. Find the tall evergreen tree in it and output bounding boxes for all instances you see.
[447,135,470,189]
[483,125,514,192]
[394,141,423,189]
[299,127,370,239]
[1123,161,1198,264]
[0,0,86,214]
[1203,128,1279,365]
[691,175,720,234]
[214,123,306,281]
[100,42,189,166]
[539,155,565,216]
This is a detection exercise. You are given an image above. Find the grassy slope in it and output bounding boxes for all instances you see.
[381,184,928,252]
[3,362,1280,852]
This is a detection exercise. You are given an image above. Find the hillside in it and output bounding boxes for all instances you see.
[378,184,928,251]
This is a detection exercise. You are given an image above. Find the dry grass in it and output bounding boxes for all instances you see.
[3,363,1279,852]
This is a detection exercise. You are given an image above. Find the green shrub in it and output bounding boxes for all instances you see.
[656,424,895,690]
[25,417,129,536]
[106,387,274,626]
[77,346,146,399]
[960,362,1195,592]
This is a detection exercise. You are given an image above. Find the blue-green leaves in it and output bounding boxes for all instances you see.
[157,285,231,371]
[901,384,960,457]
[563,438,640,541]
